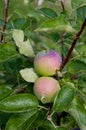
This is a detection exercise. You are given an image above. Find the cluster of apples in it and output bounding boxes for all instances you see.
[34,50,62,104]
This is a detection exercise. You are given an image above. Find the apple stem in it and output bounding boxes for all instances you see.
[61,18,86,70]
[47,114,57,128]
[38,105,49,110]
[0,0,10,43]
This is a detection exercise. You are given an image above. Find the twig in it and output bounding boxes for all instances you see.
[11,86,26,95]
[60,0,65,62]
[61,18,86,70]
[60,0,65,11]
[0,0,10,43]
[61,33,66,62]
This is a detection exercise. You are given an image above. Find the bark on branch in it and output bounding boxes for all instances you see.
[0,0,10,43]
[61,18,86,70]
[60,0,65,11]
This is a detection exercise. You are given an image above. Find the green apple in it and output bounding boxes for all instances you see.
[34,50,62,76]
[34,77,60,103]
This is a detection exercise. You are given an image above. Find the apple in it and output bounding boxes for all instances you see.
[34,50,62,76]
[34,77,60,103]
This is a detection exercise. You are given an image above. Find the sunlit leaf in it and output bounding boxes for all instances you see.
[20,68,38,83]
[35,15,75,33]
[12,29,35,57]
[12,29,24,45]
[19,39,35,57]
[0,93,39,113]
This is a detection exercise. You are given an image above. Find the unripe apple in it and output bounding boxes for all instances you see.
[34,50,62,76]
[34,77,60,103]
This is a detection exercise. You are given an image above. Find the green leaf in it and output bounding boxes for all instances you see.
[12,18,26,29]
[71,0,86,9]
[27,8,43,21]
[0,85,13,101]
[12,29,35,57]
[68,96,86,130]
[38,8,57,18]
[41,120,68,130]
[47,0,58,2]
[35,15,75,33]
[0,43,17,62]
[20,110,39,130]
[55,127,68,130]
[67,60,86,74]
[21,16,34,30]
[0,19,4,27]
[19,68,38,83]
[0,19,11,30]
[41,120,55,130]
[76,5,86,22]
[5,109,38,130]
[6,109,47,130]
[0,93,39,113]
[29,109,47,129]
[76,44,86,56]
[52,85,75,112]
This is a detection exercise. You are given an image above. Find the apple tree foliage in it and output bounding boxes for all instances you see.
[0,0,86,130]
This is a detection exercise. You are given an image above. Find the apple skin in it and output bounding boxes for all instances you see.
[34,50,62,76]
[34,77,60,103]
